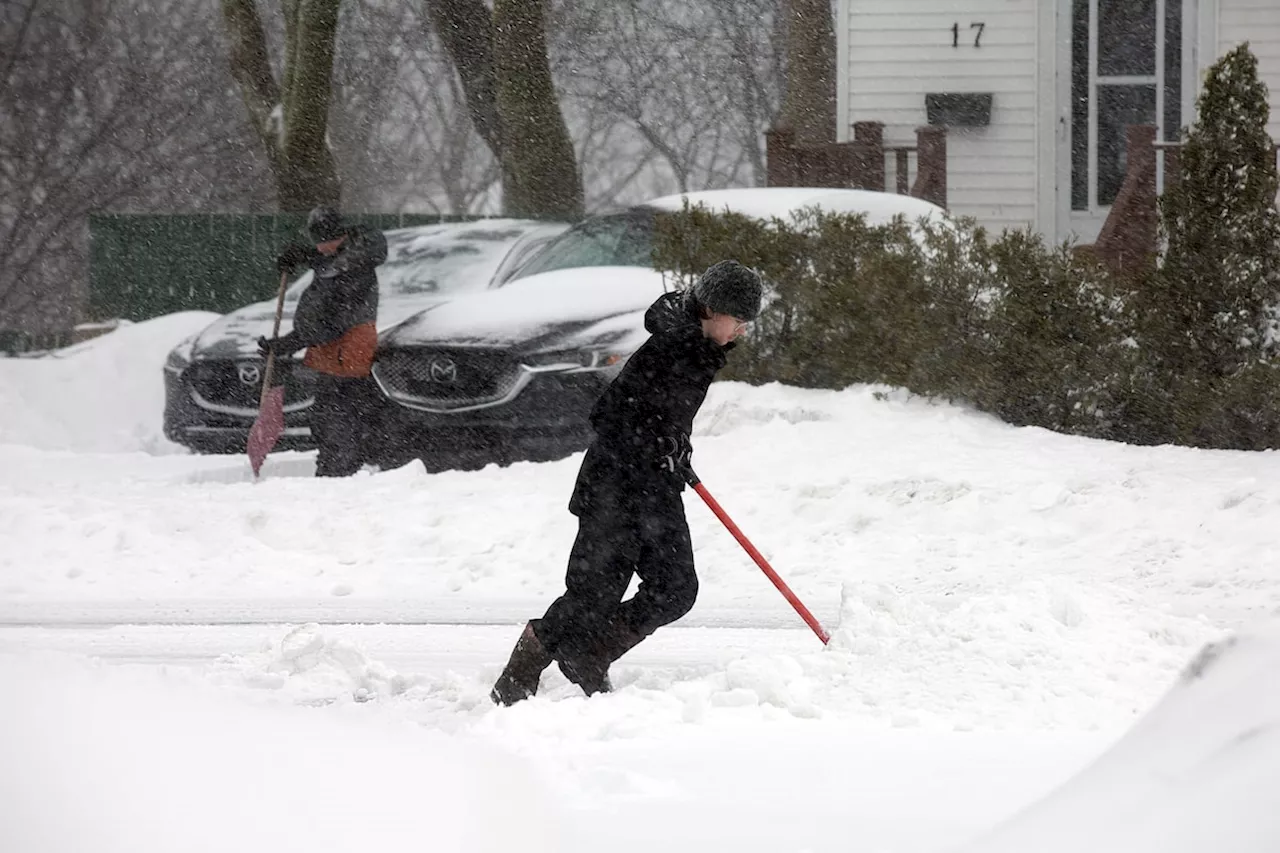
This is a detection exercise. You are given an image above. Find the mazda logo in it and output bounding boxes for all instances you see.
[237,363,261,386]
[429,357,458,384]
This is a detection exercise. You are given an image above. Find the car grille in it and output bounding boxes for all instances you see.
[375,348,522,408]
[187,359,313,412]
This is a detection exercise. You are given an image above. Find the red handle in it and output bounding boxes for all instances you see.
[690,479,830,645]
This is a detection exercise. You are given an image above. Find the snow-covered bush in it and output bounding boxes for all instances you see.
[652,204,1141,441]
[1142,43,1280,449]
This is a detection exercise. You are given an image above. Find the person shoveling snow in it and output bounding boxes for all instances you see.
[256,206,387,478]
[490,260,764,704]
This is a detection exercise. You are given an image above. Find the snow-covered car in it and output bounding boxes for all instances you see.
[369,187,947,470]
[162,219,568,454]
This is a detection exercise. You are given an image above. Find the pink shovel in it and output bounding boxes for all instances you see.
[247,271,290,478]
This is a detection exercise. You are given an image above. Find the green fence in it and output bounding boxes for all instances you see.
[87,213,470,322]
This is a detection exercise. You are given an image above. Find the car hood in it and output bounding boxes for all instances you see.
[378,266,669,355]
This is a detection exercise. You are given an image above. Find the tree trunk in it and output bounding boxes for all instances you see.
[426,0,503,162]
[425,0,517,203]
[425,0,582,219]
[222,0,342,211]
[779,0,836,145]
[492,0,583,219]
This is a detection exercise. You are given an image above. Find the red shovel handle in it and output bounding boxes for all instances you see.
[688,474,830,645]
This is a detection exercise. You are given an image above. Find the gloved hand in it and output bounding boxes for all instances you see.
[257,333,302,359]
[656,433,694,484]
[275,243,312,274]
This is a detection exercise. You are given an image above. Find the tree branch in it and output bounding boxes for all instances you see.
[220,0,283,163]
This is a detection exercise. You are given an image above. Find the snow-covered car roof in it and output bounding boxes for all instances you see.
[637,186,947,227]
[184,219,569,361]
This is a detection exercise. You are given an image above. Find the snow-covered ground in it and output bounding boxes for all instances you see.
[957,622,1280,853]
[0,311,220,454]
[2,315,1278,852]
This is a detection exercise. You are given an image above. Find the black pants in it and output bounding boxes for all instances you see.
[531,500,699,669]
[310,374,378,477]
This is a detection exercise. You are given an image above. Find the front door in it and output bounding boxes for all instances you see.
[1058,0,1196,244]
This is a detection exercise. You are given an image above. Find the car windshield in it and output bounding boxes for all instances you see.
[506,213,654,282]
[285,222,546,301]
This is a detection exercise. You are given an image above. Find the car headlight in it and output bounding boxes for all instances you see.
[521,349,626,371]
[164,335,197,375]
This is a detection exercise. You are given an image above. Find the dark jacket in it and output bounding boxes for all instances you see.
[286,224,388,349]
[568,290,730,519]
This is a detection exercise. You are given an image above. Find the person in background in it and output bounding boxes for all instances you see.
[259,206,387,477]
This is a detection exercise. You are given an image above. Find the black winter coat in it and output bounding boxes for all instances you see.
[568,290,730,520]
[287,225,388,348]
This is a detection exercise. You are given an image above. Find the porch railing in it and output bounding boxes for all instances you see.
[765,121,948,210]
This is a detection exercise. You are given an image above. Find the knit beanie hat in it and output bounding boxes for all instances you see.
[306,206,345,242]
[691,260,763,321]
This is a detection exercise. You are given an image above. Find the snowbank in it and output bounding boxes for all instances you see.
[0,651,566,853]
[0,312,218,454]
[955,618,1280,852]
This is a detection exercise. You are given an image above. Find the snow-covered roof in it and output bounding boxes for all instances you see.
[637,186,946,226]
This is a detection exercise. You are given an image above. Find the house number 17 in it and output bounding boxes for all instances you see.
[953,22,986,48]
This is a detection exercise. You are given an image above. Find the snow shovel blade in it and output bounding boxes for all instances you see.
[247,383,285,477]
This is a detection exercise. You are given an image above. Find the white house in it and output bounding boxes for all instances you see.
[835,0,1280,243]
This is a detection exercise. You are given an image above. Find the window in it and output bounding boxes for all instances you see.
[1098,0,1157,76]
[506,214,655,282]
[1071,0,1183,210]
[1098,84,1157,204]
[489,227,569,286]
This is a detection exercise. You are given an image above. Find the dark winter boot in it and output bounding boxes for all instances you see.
[490,622,553,706]
[557,625,646,697]
[557,655,612,697]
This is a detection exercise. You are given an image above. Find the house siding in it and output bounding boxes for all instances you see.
[1217,0,1280,142]
[835,1,1280,242]
[842,0,1042,234]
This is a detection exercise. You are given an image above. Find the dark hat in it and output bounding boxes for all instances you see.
[691,260,763,321]
[306,206,344,242]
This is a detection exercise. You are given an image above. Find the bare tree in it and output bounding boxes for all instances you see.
[423,0,582,219]
[492,0,583,218]
[221,0,343,211]
[325,0,405,211]
[391,46,503,214]
[550,0,785,203]
[324,1,502,214]
[710,0,786,185]
[0,0,269,332]
[425,0,505,169]
[339,0,780,216]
